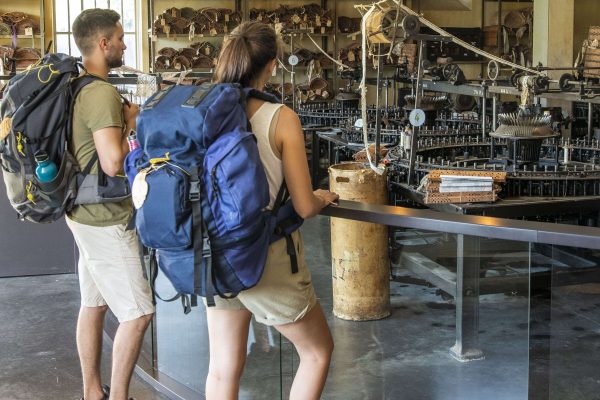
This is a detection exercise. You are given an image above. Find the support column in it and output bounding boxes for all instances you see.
[528,243,552,400]
[450,234,484,362]
[533,0,575,137]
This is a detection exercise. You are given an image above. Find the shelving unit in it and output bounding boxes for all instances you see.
[146,0,341,107]
[481,0,533,65]
[147,0,242,74]
[0,0,46,74]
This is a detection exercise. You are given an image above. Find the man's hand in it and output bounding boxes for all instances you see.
[123,103,140,129]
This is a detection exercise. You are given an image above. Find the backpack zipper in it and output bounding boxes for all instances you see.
[210,166,219,197]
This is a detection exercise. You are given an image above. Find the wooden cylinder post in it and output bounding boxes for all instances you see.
[329,162,390,321]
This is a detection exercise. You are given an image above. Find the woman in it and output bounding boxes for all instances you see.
[206,21,339,400]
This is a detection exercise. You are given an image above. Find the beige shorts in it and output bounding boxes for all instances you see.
[66,217,155,322]
[208,230,317,326]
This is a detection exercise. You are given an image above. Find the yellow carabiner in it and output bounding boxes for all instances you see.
[16,132,25,157]
[149,152,171,165]
[26,181,36,204]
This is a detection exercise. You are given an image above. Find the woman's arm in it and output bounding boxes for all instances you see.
[275,106,339,219]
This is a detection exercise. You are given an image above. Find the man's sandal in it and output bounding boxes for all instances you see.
[79,384,110,400]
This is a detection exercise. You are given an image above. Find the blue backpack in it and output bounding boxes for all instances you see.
[125,82,302,312]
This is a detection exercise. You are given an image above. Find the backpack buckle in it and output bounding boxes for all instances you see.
[202,237,211,257]
[189,180,200,201]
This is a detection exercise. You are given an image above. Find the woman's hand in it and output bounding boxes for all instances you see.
[314,189,339,208]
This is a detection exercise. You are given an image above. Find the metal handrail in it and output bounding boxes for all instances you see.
[321,200,600,250]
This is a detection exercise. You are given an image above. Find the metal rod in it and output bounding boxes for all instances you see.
[492,95,497,131]
[407,40,425,185]
[319,199,600,250]
[292,36,297,110]
[414,41,424,110]
[481,86,487,139]
[588,102,593,140]
[497,0,502,56]
[375,44,382,165]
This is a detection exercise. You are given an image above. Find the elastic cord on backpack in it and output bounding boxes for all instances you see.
[148,248,196,314]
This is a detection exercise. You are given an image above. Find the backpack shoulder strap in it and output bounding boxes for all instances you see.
[272,181,289,215]
[70,74,101,99]
[69,74,103,173]
[243,87,280,104]
[272,182,299,274]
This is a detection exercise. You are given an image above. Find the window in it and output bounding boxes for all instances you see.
[53,0,138,68]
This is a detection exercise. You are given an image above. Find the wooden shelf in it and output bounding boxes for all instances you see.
[152,33,227,39]
[154,68,213,73]
[0,34,43,39]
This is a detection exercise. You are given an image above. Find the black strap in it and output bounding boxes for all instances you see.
[272,181,289,215]
[80,150,112,199]
[271,181,299,275]
[190,166,204,297]
[81,151,98,175]
[137,236,148,281]
[243,87,280,104]
[285,234,299,274]
[148,248,181,303]
[125,209,136,231]
[148,248,194,315]
[180,295,192,314]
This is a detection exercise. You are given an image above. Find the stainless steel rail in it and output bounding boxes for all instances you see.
[321,199,600,249]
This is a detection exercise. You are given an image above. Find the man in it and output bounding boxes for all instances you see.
[67,9,154,400]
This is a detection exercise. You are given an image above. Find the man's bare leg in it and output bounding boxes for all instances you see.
[78,305,108,400]
[108,314,153,400]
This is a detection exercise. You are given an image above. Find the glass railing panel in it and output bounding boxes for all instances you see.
[148,210,600,400]
[237,325,286,399]
[529,243,600,400]
[154,273,208,393]
[300,216,532,400]
[154,271,284,398]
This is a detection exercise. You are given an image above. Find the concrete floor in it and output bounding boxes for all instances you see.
[1,215,599,399]
[0,274,168,400]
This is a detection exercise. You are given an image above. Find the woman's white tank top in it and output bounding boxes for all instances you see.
[249,101,285,209]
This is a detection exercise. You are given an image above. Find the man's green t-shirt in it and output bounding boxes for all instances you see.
[67,78,132,226]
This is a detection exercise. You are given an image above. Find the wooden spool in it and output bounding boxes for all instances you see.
[329,162,390,321]
[365,9,403,44]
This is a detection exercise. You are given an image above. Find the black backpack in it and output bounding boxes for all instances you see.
[0,53,130,223]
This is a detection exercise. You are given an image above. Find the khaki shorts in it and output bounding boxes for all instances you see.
[66,217,155,322]
[208,230,317,326]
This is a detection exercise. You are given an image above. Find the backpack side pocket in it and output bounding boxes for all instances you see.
[136,164,192,250]
[204,128,270,235]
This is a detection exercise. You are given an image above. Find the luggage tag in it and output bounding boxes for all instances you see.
[132,169,150,209]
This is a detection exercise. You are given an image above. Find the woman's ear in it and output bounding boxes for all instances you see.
[270,59,278,77]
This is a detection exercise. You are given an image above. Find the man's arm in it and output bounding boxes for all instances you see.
[92,103,139,177]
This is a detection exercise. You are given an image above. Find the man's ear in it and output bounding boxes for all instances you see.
[98,36,109,50]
